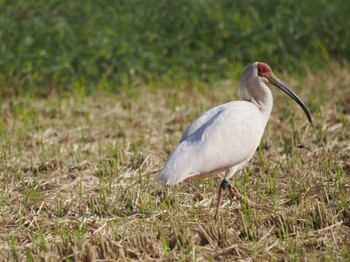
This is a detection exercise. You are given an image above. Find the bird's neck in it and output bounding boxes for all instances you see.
[240,79,274,127]
[249,85,274,126]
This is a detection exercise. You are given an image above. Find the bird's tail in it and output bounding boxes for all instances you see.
[157,164,184,186]
[156,146,195,185]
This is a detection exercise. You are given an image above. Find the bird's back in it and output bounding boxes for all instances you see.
[157,101,266,185]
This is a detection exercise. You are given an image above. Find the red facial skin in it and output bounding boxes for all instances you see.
[257,62,272,81]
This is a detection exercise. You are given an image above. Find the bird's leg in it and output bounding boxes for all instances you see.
[215,179,229,219]
[227,184,269,210]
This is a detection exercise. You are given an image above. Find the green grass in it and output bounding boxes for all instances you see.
[0,63,349,260]
[1,0,350,95]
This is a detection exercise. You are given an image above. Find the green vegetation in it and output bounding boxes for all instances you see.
[1,0,350,94]
[0,0,350,260]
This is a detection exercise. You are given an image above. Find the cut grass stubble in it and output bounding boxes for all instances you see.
[0,65,350,260]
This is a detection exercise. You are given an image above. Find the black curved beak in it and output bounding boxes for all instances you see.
[269,74,312,124]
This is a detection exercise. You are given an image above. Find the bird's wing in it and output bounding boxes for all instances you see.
[157,101,265,185]
[180,103,228,142]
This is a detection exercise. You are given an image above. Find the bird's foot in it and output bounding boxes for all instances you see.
[227,184,269,211]
[215,180,270,219]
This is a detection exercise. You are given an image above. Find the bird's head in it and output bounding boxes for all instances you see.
[239,62,312,123]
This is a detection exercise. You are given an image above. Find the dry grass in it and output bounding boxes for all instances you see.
[1,64,350,261]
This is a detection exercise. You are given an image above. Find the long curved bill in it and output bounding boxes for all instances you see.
[269,74,312,124]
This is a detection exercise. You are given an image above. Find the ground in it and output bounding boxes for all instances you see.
[0,65,349,261]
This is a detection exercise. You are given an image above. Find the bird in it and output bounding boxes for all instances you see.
[157,62,312,217]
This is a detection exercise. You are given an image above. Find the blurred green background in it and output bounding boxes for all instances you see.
[1,0,349,95]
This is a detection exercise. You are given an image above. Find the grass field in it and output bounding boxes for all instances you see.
[0,62,349,261]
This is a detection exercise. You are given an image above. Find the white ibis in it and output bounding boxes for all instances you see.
[157,62,312,216]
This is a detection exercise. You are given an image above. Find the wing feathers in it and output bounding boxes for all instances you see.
[157,101,264,185]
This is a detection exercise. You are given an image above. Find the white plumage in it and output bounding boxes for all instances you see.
[158,101,264,185]
[157,62,312,214]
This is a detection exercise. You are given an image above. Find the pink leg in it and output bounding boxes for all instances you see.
[215,185,224,219]
[215,180,229,219]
